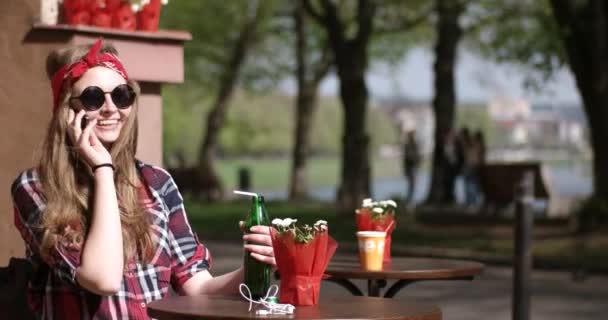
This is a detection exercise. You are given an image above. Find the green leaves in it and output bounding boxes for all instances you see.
[160,0,286,90]
[464,0,567,88]
[371,0,433,65]
[272,218,328,244]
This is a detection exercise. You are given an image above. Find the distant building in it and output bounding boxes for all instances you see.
[488,96,531,121]
[527,104,589,151]
[488,96,531,145]
[377,94,590,163]
[487,96,589,152]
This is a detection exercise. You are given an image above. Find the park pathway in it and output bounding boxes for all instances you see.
[204,240,608,320]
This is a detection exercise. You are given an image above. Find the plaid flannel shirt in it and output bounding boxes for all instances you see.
[12,160,212,320]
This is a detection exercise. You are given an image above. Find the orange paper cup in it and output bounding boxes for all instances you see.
[356,231,386,271]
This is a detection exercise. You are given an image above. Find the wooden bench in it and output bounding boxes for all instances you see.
[478,161,553,215]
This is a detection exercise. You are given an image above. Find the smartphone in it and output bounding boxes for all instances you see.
[81,117,88,130]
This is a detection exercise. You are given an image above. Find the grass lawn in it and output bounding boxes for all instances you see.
[184,197,608,272]
[214,156,403,192]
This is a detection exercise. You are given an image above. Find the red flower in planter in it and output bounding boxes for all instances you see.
[355,199,398,264]
[65,10,91,26]
[105,0,123,11]
[91,10,112,28]
[271,220,337,306]
[137,0,162,31]
[112,4,136,31]
[63,0,96,12]
[90,1,112,29]
[63,0,94,25]
[88,0,124,29]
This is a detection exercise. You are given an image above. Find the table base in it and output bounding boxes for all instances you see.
[325,276,475,298]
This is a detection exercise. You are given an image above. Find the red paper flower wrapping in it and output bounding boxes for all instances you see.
[62,0,94,26]
[89,0,112,28]
[271,229,338,306]
[112,4,136,31]
[105,0,123,11]
[137,0,162,31]
[91,10,112,28]
[355,209,396,263]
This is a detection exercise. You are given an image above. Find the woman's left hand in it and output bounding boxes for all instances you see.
[242,224,276,267]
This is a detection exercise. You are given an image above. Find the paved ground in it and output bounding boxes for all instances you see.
[204,241,608,320]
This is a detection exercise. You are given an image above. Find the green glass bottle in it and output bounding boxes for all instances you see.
[243,195,271,300]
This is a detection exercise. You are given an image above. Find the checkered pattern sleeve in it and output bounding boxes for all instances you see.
[154,168,212,291]
[11,170,81,286]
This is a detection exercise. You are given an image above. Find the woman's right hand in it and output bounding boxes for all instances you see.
[67,109,113,167]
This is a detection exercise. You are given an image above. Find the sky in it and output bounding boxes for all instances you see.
[305,47,582,106]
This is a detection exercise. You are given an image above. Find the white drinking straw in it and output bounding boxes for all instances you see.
[234,190,258,197]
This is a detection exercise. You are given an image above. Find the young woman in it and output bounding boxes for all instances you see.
[11,38,275,319]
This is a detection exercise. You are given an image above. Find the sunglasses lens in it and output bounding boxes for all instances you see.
[79,87,105,111]
[111,84,135,109]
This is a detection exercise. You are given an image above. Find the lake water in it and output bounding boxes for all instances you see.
[263,164,592,203]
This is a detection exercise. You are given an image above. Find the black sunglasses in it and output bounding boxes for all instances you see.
[70,84,136,111]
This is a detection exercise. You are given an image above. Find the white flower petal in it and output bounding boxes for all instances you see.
[373,207,384,213]
[280,218,297,227]
[272,218,283,226]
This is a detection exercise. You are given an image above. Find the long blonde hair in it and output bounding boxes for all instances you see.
[39,41,153,265]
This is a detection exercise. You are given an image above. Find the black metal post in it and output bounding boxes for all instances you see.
[513,171,534,320]
[367,279,386,297]
[238,167,251,191]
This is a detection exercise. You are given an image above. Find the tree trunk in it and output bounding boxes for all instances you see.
[426,0,464,204]
[550,0,608,199]
[196,3,262,201]
[336,55,371,213]
[289,2,331,200]
[289,86,319,200]
[302,0,375,214]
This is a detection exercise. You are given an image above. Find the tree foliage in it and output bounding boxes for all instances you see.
[162,87,396,168]
[161,0,289,92]
[160,0,419,169]
[464,0,566,89]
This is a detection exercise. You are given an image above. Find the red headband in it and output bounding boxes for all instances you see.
[50,38,129,112]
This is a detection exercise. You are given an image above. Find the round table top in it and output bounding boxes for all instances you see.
[326,257,484,280]
[147,295,442,320]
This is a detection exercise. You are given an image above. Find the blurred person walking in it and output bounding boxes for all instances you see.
[403,131,421,204]
[474,130,486,166]
[462,128,486,206]
[442,128,462,203]
[471,130,487,204]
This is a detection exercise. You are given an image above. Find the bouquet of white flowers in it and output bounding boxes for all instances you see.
[128,0,168,12]
[271,218,337,306]
[356,198,397,263]
[59,0,168,31]
[272,218,328,243]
